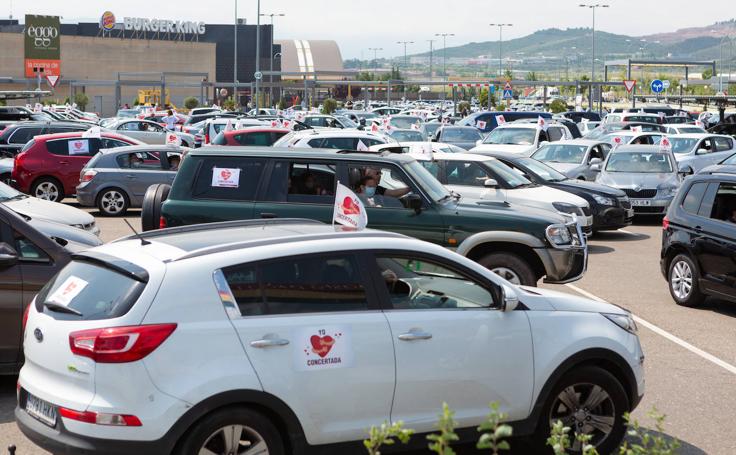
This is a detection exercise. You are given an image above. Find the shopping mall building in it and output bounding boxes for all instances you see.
[0,12,345,116]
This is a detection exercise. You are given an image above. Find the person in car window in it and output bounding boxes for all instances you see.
[299,173,327,195]
[364,167,411,198]
[356,176,384,207]
[169,155,181,171]
[728,208,736,223]
[130,154,144,167]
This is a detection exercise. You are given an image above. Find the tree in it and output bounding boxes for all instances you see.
[549,99,568,113]
[74,92,89,111]
[504,69,513,80]
[322,98,337,115]
[703,68,713,80]
[526,71,539,81]
[222,96,236,111]
[183,97,199,110]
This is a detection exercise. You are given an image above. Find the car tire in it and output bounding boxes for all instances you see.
[668,253,706,307]
[31,177,64,202]
[96,187,129,216]
[532,366,629,455]
[141,183,170,231]
[176,406,285,455]
[478,252,537,286]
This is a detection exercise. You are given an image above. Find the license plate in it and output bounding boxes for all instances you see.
[26,392,57,427]
[631,199,651,206]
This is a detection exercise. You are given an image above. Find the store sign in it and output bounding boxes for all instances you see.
[24,14,61,77]
[99,11,116,31]
[123,17,206,34]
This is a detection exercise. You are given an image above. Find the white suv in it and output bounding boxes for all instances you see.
[17,220,644,455]
[273,129,393,149]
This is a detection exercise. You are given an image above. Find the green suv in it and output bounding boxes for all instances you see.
[149,148,587,285]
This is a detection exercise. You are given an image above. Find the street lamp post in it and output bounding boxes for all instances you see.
[368,47,382,72]
[255,0,261,112]
[260,12,285,107]
[489,23,513,78]
[718,36,733,93]
[233,0,238,106]
[427,39,435,81]
[579,3,609,110]
[435,33,454,100]
[397,41,414,100]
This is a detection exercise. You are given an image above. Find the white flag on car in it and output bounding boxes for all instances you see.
[333,182,368,230]
[537,116,548,131]
[224,120,234,131]
[476,120,487,130]
[166,132,181,146]
[82,126,102,139]
[356,140,369,151]
[495,115,506,125]
[660,136,672,152]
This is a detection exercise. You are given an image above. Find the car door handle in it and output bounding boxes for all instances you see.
[250,338,290,348]
[125,175,137,179]
[398,330,433,341]
[694,226,703,233]
[260,212,278,219]
[59,161,69,165]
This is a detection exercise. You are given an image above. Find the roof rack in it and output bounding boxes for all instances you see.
[114,218,324,243]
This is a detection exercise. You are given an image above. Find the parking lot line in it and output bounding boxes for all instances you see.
[565,283,736,376]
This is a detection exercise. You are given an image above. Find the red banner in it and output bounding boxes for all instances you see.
[25,59,61,78]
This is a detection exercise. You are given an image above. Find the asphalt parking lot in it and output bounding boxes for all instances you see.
[1,205,734,454]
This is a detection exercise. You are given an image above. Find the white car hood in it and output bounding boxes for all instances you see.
[5,196,95,226]
[520,286,626,314]
[470,143,534,155]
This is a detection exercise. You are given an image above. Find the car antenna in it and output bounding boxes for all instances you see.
[123,219,151,245]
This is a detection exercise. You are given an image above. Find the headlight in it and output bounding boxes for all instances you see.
[657,185,678,197]
[552,202,583,216]
[602,312,638,334]
[546,224,572,245]
[592,194,615,206]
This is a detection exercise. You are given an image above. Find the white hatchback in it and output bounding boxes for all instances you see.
[17,220,644,455]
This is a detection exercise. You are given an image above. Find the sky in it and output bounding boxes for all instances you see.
[6,0,733,59]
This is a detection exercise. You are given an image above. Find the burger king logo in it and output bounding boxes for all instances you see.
[100,11,116,31]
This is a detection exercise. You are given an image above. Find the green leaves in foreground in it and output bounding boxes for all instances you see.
[427,402,460,455]
[477,402,513,454]
[363,420,414,455]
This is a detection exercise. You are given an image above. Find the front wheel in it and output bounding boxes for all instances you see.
[668,253,706,307]
[533,366,629,455]
[477,252,537,286]
[176,407,285,455]
[97,188,129,216]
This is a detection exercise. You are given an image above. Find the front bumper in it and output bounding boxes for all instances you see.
[593,206,634,231]
[539,221,588,284]
[629,196,673,215]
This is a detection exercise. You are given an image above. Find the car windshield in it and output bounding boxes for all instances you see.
[116,109,139,118]
[335,116,358,128]
[678,127,705,134]
[516,157,568,182]
[605,152,673,173]
[670,138,699,154]
[601,133,633,144]
[483,160,532,188]
[390,116,423,129]
[0,182,25,200]
[442,128,482,141]
[532,144,588,164]
[389,130,425,142]
[436,144,466,153]
[424,123,442,136]
[483,128,536,145]
[402,160,451,202]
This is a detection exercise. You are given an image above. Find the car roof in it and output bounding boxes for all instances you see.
[3,121,88,129]
[187,146,417,163]
[291,129,390,138]
[698,165,736,176]
[544,139,599,146]
[225,128,290,135]
[494,123,539,129]
[430,152,496,162]
[98,144,188,155]
[31,131,138,142]
[669,133,720,139]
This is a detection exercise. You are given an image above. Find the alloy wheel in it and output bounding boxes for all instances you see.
[198,424,269,455]
[34,182,59,201]
[491,267,521,285]
[549,383,616,452]
[100,190,126,215]
[670,260,693,299]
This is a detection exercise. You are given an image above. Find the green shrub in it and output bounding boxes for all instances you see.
[73,92,89,111]
[321,98,338,115]
[427,402,459,455]
[363,421,413,455]
[476,402,513,454]
[549,99,568,113]
[222,96,236,111]
[183,96,199,110]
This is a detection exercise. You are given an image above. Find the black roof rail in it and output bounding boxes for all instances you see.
[114,218,324,243]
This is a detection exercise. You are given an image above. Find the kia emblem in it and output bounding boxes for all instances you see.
[33,328,43,343]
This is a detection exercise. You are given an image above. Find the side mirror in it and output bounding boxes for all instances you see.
[484,178,499,188]
[0,242,18,268]
[406,194,423,213]
[589,157,602,165]
[590,163,601,172]
[428,133,436,141]
[679,165,694,176]
[696,148,708,155]
[500,283,519,312]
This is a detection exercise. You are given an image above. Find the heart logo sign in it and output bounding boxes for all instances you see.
[310,335,335,358]
[341,196,361,215]
[294,326,353,371]
[220,169,231,180]
[74,141,83,150]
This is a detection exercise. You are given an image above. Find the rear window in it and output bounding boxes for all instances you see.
[35,261,146,321]
[191,157,266,201]
[9,127,44,144]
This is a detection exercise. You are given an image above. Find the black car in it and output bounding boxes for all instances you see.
[661,166,736,307]
[560,111,602,123]
[0,121,92,157]
[480,152,634,232]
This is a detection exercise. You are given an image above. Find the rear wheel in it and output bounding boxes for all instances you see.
[668,253,706,307]
[176,407,285,455]
[31,177,64,202]
[478,252,537,286]
[96,187,129,216]
[141,184,170,231]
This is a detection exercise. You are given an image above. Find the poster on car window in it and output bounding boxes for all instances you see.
[47,276,88,307]
[211,167,240,188]
[293,325,353,371]
[68,139,89,155]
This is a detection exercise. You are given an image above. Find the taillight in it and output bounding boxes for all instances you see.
[204,133,210,144]
[80,169,97,183]
[22,303,31,333]
[159,216,167,229]
[59,407,142,426]
[662,216,670,230]
[69,324,176,363]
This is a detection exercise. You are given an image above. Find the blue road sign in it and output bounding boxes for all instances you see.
[650,79,664,94]
[502,89,513,99]
[489,85,496,94]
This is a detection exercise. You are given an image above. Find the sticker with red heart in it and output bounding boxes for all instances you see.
[341,196,361,215]
[310,335,335,358]
[74,141,83,149]
[220,169,232,180]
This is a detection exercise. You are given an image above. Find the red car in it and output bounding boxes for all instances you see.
[12,131,142,202]
[211,128,290,146]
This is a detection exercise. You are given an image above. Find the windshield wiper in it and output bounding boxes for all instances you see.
[43,301,83,316]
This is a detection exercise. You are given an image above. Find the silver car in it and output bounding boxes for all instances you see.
[103,119,196,147]
[594,145,684,215]
[531,140,611,181]
[76,145,183,216]
[669,133,736,173]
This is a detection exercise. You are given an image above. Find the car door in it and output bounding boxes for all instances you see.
[122,151,175,202]
[0,216,23,365]
[220,252,395,444]
[53,137,100,195]
[367,251,534,431]
[711,136,735,166]
[116,121,149,143]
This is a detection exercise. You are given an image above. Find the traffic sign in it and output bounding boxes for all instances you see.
[650,79,664,94]
[46,75,60,88]
[623,80,636,93]
[504,81,512,91]
[254,71,263,80]
[489,85,496,94]
[502,89,513,100]
[662,80,671,90]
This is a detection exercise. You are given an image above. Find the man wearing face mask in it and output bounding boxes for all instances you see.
[364,167,411,198]
[357,176,384,207]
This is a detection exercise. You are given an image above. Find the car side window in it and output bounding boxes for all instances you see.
[547,127,564,142]
[101,139,131,150]
[8,128,43,144]
[698,139,713,154]
[708,182,736,223]
[373,255,495,310]
[682,182,708,215]
[320,137,357,149]
[714,137,733,152]
[347,164,414,209]
[192,157,265,201]
[14,230,50,262]
[236,132,270,146]
[445,161,492,187]
[116,152,163,170]
[221,253,369,316]
[287,161,336,204]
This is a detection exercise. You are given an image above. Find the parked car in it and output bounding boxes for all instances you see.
[432,126,484,150]
[458,111,552,134]
[12,132,143,202]
[594,145,684,215]
[665,125,706,135]
[102,119,196,147]
[211,128,290,146]
[273,130,392,149]
[578,121,602,136]
[470,123,570,155]
[476,153,634,232]
[371,106,402,116]
[300,114,353,129]
[585,122,666,140]
[0,121,92,159]
[603,112,662,125]
[17,219,642,455]
[532,140,612,181]
[151,147,587,286]
[415,152,594,234]
[599,131,665,147]
[387,128,426,142]
[76,146,183,216]
[668,134,736,172]
[560,111,602,123]
[661,166,736,307]
[202,117,268,144]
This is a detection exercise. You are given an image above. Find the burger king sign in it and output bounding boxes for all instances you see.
[99,11,116,31]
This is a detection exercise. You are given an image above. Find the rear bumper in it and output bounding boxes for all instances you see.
[75,184,96,207]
